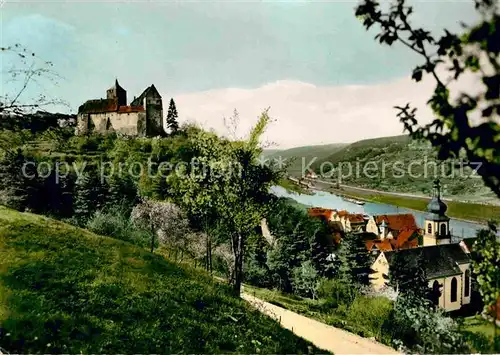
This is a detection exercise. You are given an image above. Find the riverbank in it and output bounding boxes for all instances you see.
[325,185,499,225]
[278,178,314,196]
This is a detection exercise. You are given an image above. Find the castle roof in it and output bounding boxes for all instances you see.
[78,99,144,114]
[108,79,126,93]
[130,84,162,106]
[383,243,470,279]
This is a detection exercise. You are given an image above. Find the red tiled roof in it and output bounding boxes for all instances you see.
[308,208,335,221]
[118,105,144,113]
[366,239,393,252]
[391,229,419,250]
[337,210,349,217]
[375,214,418,233]
[79,99,144,114]
[346,213,365,223]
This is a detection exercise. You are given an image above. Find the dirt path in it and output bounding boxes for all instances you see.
[242,292,400,355]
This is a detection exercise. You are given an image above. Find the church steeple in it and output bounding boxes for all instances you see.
[423,179,451,246]
[427,179,448,217]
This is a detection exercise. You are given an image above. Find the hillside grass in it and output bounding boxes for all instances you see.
[334,188,500,223]
[460,316,500,353]
[0,206,321,354]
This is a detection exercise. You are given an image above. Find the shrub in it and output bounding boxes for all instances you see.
[346,295,393,339]
[389,294,470,353]
[291,261,319,299]
[317,278,359,307]
[86,207,151,247]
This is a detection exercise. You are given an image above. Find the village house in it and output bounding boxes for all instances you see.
[342,213,366,232]
[365,213,420,253]
[307,207,344,244]
[308,207,337,223]
[75,80,164,137]
[370,180,473,312]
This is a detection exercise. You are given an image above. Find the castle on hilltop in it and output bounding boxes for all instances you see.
[75,80,164,137]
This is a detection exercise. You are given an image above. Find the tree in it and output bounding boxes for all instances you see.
[355,0,500,197]
[337,232,374,286]
[471,222,500,341]
[73,168,108,224]
[167,109,281,295]
[131,199,190,254]
[388,251,432,301]
[166,98,179,134]
[0,148,30,210]
[391,292,470,353]
[106,171,138,213]
[1,44,67,115]
[291,260,320,299]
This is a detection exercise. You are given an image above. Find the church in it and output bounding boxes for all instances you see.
[75,80,164,137]
[370,180,473,312]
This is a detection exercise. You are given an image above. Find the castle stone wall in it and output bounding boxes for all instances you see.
[75,111,147,136]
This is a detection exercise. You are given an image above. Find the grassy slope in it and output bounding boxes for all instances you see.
[310,135,496,202]
[0,207,319,354]
[264,143,347,176]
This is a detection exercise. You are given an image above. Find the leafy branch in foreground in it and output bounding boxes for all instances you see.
[355,0,500,197]
[1,44,68,115]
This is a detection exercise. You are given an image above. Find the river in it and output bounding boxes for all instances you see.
[271,185,483,239]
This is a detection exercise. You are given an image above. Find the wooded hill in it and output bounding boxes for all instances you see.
[267,135,496,203]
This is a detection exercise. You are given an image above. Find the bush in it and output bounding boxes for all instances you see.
[291,261,319,299]
[316,278,359,307]
[346,295,393,339]
[86,207,151,247]
[388,294,470,353]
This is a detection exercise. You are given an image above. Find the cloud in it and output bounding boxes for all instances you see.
[173,71,478,149]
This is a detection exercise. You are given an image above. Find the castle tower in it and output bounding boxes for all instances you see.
[423,179,451,246]
[106,79,127,107]
[131,84,164,136]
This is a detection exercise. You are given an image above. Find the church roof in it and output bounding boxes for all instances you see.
[384,243,470,279]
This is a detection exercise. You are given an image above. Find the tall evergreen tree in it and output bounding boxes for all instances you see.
[166,98,179,134]
[73,172,94,223]
[388,251,431,301]
[0,149,31,211]
[337,232,373,286]
[106,172,138,212]
[74,167,108,224]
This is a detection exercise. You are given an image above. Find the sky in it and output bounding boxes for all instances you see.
[1,0,479,148]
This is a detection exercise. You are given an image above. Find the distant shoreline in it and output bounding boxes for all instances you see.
[308,180,497,225]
